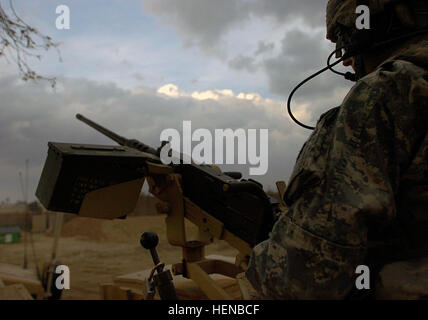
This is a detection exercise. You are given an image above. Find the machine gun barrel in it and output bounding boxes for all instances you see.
[76,113,127,145]
[76,113,158,156]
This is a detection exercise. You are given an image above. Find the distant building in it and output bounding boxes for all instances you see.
[0,226,21,244]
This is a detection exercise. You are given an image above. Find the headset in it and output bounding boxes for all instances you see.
[288,0,428,130]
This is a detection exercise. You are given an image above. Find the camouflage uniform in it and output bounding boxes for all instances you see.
[246,40,428,299]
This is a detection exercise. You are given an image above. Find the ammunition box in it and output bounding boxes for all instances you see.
[36,142,148,217]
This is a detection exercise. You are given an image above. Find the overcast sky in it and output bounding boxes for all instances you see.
[0,0,353,203]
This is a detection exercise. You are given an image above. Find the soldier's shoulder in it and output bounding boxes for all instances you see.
[340,57,426,118]
[360,57,427,94]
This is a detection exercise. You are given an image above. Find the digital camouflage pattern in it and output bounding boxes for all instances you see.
[326,0,356,42]
[246,40,428,299]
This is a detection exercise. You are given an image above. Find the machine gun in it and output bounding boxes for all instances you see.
[36,114,284,299]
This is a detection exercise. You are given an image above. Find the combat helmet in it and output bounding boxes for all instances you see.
[326,0,428,79]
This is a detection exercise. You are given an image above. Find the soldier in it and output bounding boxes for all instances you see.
[245,0,428,299]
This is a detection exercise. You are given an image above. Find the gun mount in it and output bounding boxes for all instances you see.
[36,114,284,299]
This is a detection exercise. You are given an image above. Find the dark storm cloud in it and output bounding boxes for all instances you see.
[255,41,275,56]
[228,54,257,73]
[250,0,327,26]
[229,35,353,126]
[263,28,351,102]
[143,0,329,47]
[142,0,250,48]
[228,27,353,123]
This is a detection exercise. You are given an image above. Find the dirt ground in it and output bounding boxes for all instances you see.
[0,215,238,299]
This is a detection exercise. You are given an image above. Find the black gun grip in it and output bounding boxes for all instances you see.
[141,232,161,266]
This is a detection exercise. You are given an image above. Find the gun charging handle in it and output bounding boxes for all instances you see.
[140,232,178,300]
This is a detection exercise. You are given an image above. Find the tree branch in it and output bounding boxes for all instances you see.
[0,0,61,87]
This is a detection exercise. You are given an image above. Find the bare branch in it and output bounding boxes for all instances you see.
[0,1,61,87]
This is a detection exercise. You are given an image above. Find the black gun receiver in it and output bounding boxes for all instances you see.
[36,114,276,247]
